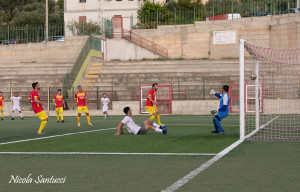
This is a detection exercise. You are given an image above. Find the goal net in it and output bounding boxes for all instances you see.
[240,40,300,140]
[140,85,172,114]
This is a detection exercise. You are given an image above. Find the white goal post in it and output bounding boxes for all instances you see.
[239,39,300,140]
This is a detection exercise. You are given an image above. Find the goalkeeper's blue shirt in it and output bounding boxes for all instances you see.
[215,93,230,112]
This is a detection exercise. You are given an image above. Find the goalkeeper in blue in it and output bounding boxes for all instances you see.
[210,85,230,134]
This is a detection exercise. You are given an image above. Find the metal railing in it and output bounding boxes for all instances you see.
[134,0,299,29]
[106,29,168,58]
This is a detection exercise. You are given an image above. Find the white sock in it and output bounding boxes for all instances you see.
[153,122,160,129]
[155,128,162,133]
[12,112,14,118]
[20,113,23,118]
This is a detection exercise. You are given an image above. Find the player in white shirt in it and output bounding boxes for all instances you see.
[115,106,167,135]
[100,93,110,119]
[10,92,23,120]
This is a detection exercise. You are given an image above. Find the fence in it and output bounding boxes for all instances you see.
[133,0,299,29]
[0,18,112,44]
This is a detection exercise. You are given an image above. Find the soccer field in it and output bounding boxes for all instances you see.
[0,115,299,192]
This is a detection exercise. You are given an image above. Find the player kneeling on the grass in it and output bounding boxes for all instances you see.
[210,85,230,134]
[29,82,48,135]
[0,91,4,120]
[72,85,93,127]
[11,92,23,120]
[115,106,167,136]
[100,93,110,119]
[53,89,65,123]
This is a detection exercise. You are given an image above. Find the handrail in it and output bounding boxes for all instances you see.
[106,29,168,58]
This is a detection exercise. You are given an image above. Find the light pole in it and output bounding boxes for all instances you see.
[46,0,49,39]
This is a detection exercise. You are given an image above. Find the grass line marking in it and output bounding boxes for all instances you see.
[0,152,217,156]
[161,116,280,192]
[0,127,117,146]
[168,124,239,127]
[161,139,243,192]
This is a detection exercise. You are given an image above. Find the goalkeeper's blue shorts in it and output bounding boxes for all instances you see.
[216,111,229,121]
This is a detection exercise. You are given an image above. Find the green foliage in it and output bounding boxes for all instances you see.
[0,0,64,26]
[67,20,104,36]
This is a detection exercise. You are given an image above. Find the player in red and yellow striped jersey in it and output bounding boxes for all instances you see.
[0,91,4,120]
[146,83,165,126]
[53,89,65,123]
[72,85,93,127]
[29,82,48,135]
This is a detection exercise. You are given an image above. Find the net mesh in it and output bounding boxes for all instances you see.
[244,42,300,140]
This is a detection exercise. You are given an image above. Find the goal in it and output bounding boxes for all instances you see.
[140,85,172,114]
[240,40,300,140]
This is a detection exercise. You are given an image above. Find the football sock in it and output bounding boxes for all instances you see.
[56,113,59,121]
[150,115,155,121]
[20,113,23,118]
[86,115,91,124]
[38,120,47,134]
[157,115,162,125]
[155,128,162,133]
[153,122,160,128]
[77,116,80,124]
[1,112,3,118]
[61,112,64,121]
[12,111,14,118]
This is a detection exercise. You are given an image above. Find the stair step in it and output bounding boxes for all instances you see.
[88,71,101,74]
[92,63,104,66]
[85,75,99,79]
[84,79,96,83]
[82,83,94,87]
[90,67,102,70]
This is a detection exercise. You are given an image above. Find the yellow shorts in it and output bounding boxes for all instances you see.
[0,106,3,111]
[146,106,157,114]
[36,110,48,121]
[77,106,89,114]
[55,107,63,113]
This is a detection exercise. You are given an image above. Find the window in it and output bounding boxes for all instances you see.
[79,16,87,24]
[79,0,86,3]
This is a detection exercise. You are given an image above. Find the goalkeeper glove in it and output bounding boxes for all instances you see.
[210,109,218,116]
[210,89,215,95]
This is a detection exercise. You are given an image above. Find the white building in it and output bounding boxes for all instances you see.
[64,0,144,34]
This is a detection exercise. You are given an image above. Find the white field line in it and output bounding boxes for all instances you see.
[0,127,117,146]
[161,116,280,192]
[0,152,217,156]
[161,139,243,192]
[245,116,279,139]
[168,124,239,127]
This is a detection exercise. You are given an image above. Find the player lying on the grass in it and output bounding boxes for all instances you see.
[210,85,230,134]
[100,93,110,120]
[53,89,65,123]
[146,83,165,126]
[0,91,4,120]
[72,85,93,127]
[115,106,167,135]
[29,82,48,135]
[11,92,23,120]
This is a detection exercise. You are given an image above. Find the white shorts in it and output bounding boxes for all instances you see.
[12,106,21,112]
[102,106,108,112]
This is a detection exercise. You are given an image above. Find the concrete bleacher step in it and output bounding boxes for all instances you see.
[89,67,102,70]
[84,79,96,83]
[85,75,99,79]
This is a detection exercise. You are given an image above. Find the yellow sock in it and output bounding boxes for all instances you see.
[149,115,155,121]
[77,116,80,124]
[1,112,3,118]
[61,112,64,121]
[38,121,47,134]
[157,115,162,125]
[56,113,59,121]
[86,115,91,124]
